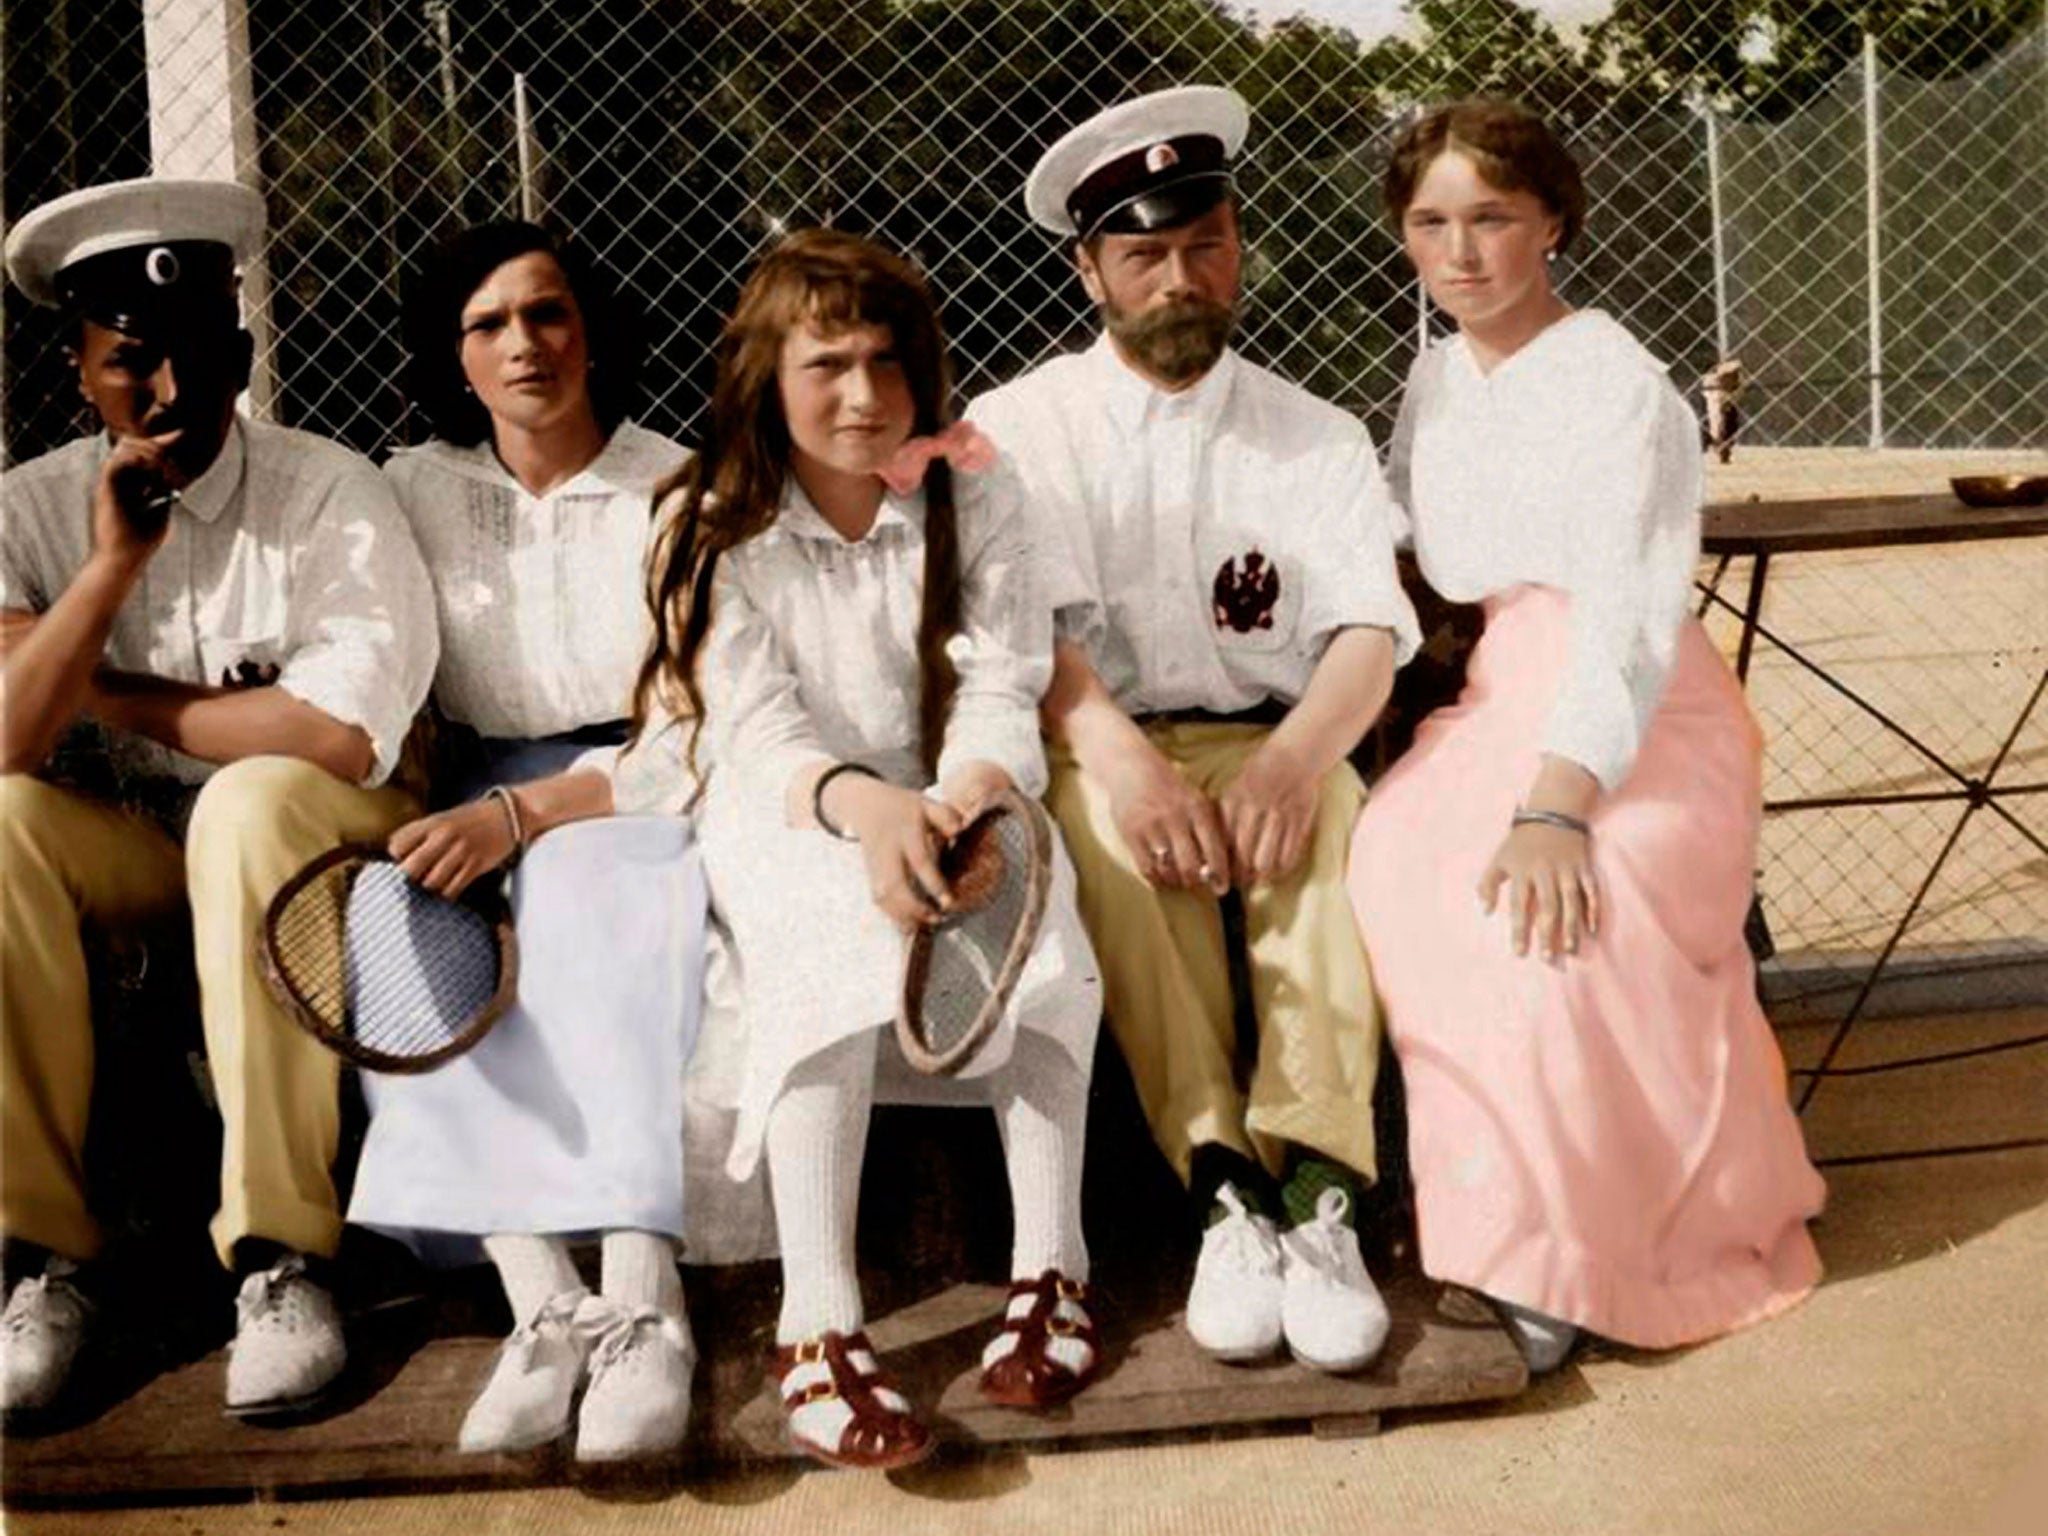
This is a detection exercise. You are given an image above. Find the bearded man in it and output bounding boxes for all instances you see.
[967,87,1418,1373]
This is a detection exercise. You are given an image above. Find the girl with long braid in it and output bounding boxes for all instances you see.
[636,229,1104,1469]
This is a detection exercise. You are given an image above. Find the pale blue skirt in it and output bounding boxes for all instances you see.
[348,733,706,1253]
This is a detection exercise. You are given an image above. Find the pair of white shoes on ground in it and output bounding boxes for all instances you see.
[458,1287,695,1462]
[2,1253,345,1418]
[1185,1184,1389,1373]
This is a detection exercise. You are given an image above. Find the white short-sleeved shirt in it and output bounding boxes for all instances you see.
[1389,309,1702,790]
[697,459,1050,807]
[0,418,438,787]
[966,335,1418,714]
[384,421,687,741]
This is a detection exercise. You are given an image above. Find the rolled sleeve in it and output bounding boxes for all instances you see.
[1303,428,1421,670]
[964,402,1105,665]
[274,463,438,786]
[934,465,1053,798]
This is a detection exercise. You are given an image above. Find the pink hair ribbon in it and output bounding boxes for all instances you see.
[876,419,998,495]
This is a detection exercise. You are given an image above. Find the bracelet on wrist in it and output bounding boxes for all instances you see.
[1511,806,1591,838]
[813,762,882,842]
[484,784,527,865]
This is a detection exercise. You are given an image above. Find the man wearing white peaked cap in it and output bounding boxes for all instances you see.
[0,177,436,1420]
[969,86,1419,1376]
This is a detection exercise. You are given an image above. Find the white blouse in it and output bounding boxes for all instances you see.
[696,460,1050,807]
[384,421,688,740]
[0,419,437,787]
[967,336,1419,715]
[1390,310,1703,790]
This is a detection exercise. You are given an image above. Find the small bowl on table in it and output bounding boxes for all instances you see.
[1950,474,2048,508]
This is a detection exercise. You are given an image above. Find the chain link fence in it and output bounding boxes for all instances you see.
[4,0,2045,987]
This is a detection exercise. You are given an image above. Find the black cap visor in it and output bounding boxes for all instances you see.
[1086,172,1233,241]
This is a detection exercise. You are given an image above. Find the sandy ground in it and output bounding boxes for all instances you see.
[1694,448,2047,969]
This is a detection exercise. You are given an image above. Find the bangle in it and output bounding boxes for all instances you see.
[1512,807,1591,837]
[813,761,881,841]
[484,784,526,864]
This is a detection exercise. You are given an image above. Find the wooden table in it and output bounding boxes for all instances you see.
[1698,491,2048,1127]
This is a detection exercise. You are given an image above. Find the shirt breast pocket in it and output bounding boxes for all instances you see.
[1199,532,1302,657]
[198,630,288,691]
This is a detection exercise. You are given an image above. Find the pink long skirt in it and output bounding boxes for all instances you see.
[1348,586,1825,1348]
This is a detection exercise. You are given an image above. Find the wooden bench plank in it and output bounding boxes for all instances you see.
[2,1259,1524,1504]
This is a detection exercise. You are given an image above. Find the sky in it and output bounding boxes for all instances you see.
[1234,0,1619,46]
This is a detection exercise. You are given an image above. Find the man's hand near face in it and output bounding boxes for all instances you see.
[0,318,245,775]
[94,427,186,563]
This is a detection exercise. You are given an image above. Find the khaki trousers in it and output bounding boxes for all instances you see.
[0,758,416,1266]
[1046,722,1381,1186]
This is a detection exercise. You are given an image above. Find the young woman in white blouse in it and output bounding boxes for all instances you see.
[345,223,704,1461]
[636,230,1103,1470]
[1347,100,1825,1373]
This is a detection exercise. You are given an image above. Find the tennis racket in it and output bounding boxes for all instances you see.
[257,843,518,1074]
[895,789,1053,1077]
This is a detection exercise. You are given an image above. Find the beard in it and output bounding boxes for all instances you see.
[1101,295,1237,385]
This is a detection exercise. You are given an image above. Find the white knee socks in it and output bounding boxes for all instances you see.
[766,1032,876,1343]
[992,1036,1091,1283]
[602,1230,684,1319]
[483,1233,583,1326]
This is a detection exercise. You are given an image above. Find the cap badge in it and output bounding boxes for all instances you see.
[144,246,181,287]
[1144,142,1179,174]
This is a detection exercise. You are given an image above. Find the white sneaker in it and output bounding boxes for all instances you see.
[224,1254,346,1416]
[457,1288,595,1454]
[1279,1187,1389,1373]
[1495,1299,1578,1375]
[575,1300,695,1463]
[1185,1183,1285,1362]
[1,1266,91,1413]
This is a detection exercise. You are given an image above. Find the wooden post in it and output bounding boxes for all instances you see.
[142,0,276,419]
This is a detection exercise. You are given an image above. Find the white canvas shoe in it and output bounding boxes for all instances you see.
[1,1266,91,1413]
[457,1288,595,1454]
[1495,1299,1578,1375]
[574,1300,695,1463]
[1279,1187,1389,1373]
[1184,1183,1286,1362]
[224,1254,346,1416]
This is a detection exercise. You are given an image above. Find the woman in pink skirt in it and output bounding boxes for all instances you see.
[1348,99,1825,1371]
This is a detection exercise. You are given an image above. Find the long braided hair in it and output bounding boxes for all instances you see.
[629,229,963,797]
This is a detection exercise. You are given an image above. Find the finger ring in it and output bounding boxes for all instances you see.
[1197,863,1216,883]
[1149,844,1170,862]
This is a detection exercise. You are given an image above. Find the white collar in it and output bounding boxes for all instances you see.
[412,422,653,500]
[1085,331,1239,437]
[169,417,247,525]
[775,474,924,546]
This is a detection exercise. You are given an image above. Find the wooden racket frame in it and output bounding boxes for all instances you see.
[256,841,520,1074]
[894,788,1053,1077]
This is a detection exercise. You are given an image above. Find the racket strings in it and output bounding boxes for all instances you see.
[269,859,503,1065]
[918,811,1037,1054]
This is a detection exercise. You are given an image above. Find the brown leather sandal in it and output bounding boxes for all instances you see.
[773,1330,934,1470]
[978,1270,1101,1409]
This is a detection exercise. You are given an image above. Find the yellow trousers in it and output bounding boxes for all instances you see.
[0,758,416,1267]
[1046,722,1381,1186]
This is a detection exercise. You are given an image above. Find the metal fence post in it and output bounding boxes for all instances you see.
[1704,103,1731,363]
[1862,29,1884,449]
